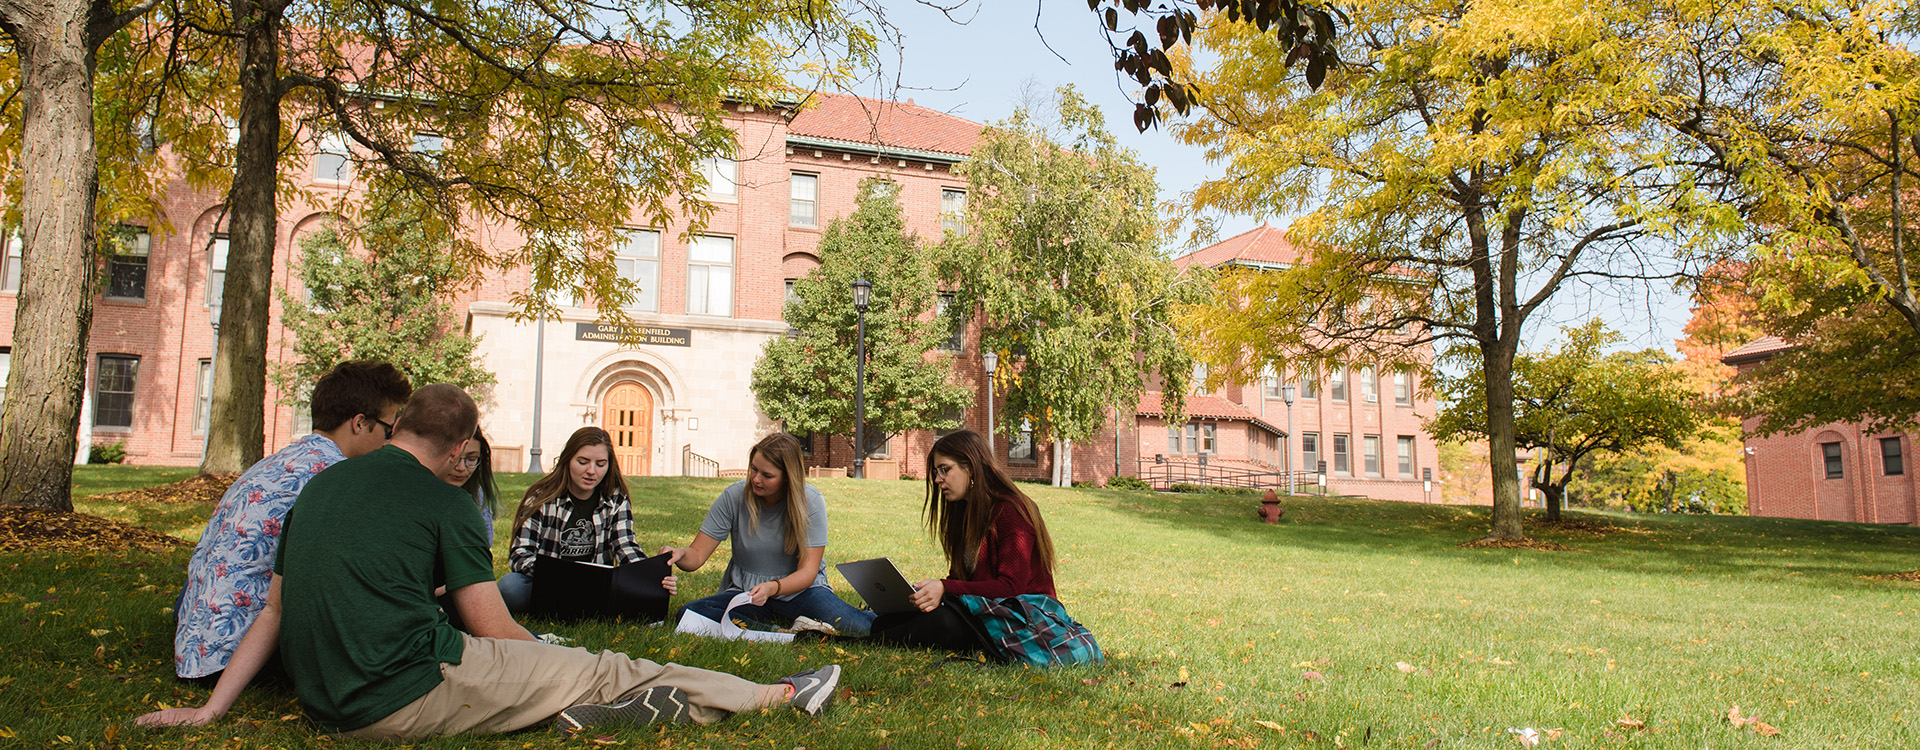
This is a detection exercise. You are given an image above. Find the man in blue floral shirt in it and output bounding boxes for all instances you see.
[172,360,413,684]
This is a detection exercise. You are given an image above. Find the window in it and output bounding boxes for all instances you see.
[1822,442,1844,479]
[1167,425,1182,455]
[193,359,212,435]
[2,231,21,291]
[1263,368,1284,398]
[790,173,818,227]
[1363,434,1381,476]
[104,227,151,300]
[686,235,733,316]
[314,133,353,182]
[1200,423,1217,454]
[798,432,814,458]
[1394,369,1413,406]
[1009,420,1036,463]
[614,229,661,312]
[784,279,798,306]
[0,347,10,405]
[412,132,444,153]
[937,294,963,351]
[1193,363,1209,393]
[936,406,965,438]
[93,354,139,429]
[703,156,736,199]
[291,398,313,438]
[1882,437,1905,476]
[1332,433,1351,475]
[1360,367,1378,403]
[867,437,890,460]
[1302,432,1320,474]
[207,236,229,306]
[1300,369,1319,400]
[1397,435,1416,477]
[941,188,967,235]
[1330,366,1347,402]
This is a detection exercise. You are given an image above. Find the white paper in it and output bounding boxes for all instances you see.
[673,591,795,643]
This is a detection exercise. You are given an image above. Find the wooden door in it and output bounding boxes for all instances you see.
[601,381,652,477]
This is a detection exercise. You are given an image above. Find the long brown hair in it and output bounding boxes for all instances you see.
[923,430,1055,579]
[513,426,629,531]
[744,432,809,555]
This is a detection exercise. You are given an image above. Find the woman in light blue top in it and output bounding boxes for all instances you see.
[665,433,874,635]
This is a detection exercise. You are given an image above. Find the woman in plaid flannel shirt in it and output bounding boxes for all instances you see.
[496,427,676,613]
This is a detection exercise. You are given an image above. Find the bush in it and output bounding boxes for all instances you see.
[89,440,128,465]
[1104,475,1151,491]
[1168,483,1208,494]
[1203,485,1264,496]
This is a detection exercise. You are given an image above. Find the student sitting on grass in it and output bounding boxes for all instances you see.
[497,426,671,613]
[860,430,1101,666]
[665,433,874,636]
[172,360,412,687]
[446,427,500,544]
[136,385,842,739]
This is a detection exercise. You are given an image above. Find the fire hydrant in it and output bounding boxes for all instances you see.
[1258,489,1284,523]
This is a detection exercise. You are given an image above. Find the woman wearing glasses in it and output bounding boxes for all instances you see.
[496,426,675,613]
[445,428,500,544]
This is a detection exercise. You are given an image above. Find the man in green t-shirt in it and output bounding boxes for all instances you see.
[138,384,841,740]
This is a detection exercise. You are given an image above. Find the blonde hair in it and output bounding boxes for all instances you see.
[744,433,809,555]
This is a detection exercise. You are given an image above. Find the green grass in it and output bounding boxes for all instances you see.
[7,470,1920,748]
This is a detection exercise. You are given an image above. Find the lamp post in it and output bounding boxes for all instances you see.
[982,350,998,454]
[852,278,871,479]
[528,308,546,472]
[1280,384,1296,495]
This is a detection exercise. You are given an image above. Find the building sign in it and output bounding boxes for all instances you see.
[574,322,693,347]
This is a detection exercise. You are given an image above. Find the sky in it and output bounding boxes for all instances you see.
[855,1,1702,358]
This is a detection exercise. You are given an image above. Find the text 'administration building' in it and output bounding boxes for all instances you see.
[1724,336,1918,523]
[8,93,1443,498]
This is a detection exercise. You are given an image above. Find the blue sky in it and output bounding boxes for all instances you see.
[863,2,1698,356]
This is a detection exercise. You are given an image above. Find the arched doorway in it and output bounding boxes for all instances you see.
[602,381,652,476]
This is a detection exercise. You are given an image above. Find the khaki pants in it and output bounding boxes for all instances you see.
[341,634,765,741]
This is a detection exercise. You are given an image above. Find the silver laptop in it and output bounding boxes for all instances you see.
[834,557,920,615]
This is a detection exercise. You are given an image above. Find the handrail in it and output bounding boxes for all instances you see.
[1135,457,1321,493]
[683,444,718,478]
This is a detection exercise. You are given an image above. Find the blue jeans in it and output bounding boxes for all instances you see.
[679,585,876,636]
[497,572,534,614]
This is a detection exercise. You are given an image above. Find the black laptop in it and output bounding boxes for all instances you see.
[530,552,673,621]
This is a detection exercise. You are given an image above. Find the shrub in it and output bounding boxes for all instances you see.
[89,440,129,465]
[1104,475,1151,491]
[1202,485,1264,496]
[1168,483,1208,494]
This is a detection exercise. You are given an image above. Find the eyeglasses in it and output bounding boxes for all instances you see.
[457,456,481,469]
[369,415,394,440]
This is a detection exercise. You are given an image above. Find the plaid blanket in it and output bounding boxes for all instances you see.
[953,594,1104,667]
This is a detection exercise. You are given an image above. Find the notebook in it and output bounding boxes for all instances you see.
[834,557,920,615]
[531,552,673,621]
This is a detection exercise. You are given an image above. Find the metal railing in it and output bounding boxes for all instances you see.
[682,445,718,478]
[1136,457,1321,493]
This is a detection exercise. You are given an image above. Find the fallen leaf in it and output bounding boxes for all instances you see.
[1290,661,1316,668]
[1189,722,1212,735]
[1752,720,1780,737]
[1302,671,1324,680]
[1254,720,1284,732]
[1614,715,1645,731]
[1728,704,1756,728]
[1489,657,1516,666]
[1394,661,1417,674]
[1081,677,1102,686]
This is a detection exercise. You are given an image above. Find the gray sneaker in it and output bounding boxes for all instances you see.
[780,664,841,716]
[554,686,691,733]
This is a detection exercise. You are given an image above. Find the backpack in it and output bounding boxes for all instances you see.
[952,594,1104,667]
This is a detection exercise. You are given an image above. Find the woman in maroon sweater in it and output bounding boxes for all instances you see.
[868,430,1058,652]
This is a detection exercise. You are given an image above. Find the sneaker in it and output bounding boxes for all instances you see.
[780,664,841,716]
[554,686,691,733]
[535,632,576,647]
[788,616,841,636]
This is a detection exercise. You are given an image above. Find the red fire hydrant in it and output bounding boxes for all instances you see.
[1258,489,1284,523]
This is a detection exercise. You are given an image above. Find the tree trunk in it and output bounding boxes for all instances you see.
[1482,340,1525,539]
[1535,467,1564,522]
[203,2,283,474]
[0,3,102,511]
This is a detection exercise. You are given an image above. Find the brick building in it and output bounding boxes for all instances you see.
[1723,336,1918,523]
[6,95,1442,500]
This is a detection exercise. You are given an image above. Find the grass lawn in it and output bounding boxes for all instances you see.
[7,470,1920,748]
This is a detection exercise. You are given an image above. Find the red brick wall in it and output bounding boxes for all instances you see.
[1733,360,1919,524]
